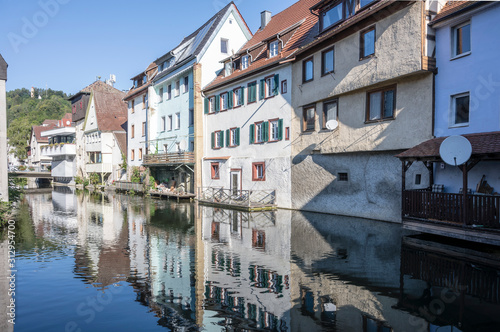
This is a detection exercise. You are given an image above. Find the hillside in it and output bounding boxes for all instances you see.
[7,88,71,160]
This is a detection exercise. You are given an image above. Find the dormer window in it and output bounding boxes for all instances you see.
[142,76,147,84]
[224,62,232,76]
[269,40,279,58]
[319,0,374,33]
[321,2,343,31]
[241,55,249,69]
[169,58,175,67]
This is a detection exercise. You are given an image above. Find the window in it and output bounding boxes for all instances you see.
[360,27,375,59]
[255,122,266,143]
[209,96,216,113]
[131,124,135,138]
[142,122,146,136]
[269,119,280,141]
[212,131,223,149]
[220,93,228,111]
[451,92,470,126]
[247,81,257,103]
[189,109,194,127]
[322,47,334,75]
[159,87,164,102]
[269,40,279,58]
[221,38,228,54]
[161,116,166,131]
[366,86,396,122]
[139,148,143,160]
[175,81,180,97]
[183,76,189,94]
[131,100,135,113]
[321,2,343,31]
[338,172,348,181]
[211,162,220,179]
[225,62,232,76]
[415,174,421,185]
[322,99,338,129]
[229,128,240,147]
[261,74,279,99]
[285,127,290,140]
[142,95,146,108]
[281,80,287,94]
[303,57,314,83]
[252,162,265,181]
[142,76,147,84]
[169,58,175,67]
[131,149,135,161]
[168,115,173,131]
[167,85,172,100]
[452,22,471,57]
[241,55,249,69]
[175,112,180,129]
[360,0,375,8]
[234,87,244,107]
[303,105,316,131]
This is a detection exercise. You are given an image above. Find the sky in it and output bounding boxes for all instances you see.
[0,0,298,95]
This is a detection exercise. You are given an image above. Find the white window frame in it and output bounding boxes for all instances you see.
[174,81,180,97]
[241,55,249,69]
[175,112,180,129]
[449,92,470,127]
[161,116,166,131]
[265,76,274,98]
[225,62,232,76]
[255,122,264,143]
[234,88,242,107]
[221,38,229,54]
[167,85,172,100]
[230,128,238,146]
[183,76,189,94]
[209,96,216,114]
[270,120,279,141]
[159,87,163,103]
[220,93,227,111]
[215,131,222,148]
[168,115,173,131]
[269,40,279,58]
[452,21,471,59]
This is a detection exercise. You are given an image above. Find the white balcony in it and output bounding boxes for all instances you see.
[86,163,113,173]
[41,144,76,157]
[51,160,76,178]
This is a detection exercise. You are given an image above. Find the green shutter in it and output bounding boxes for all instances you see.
[273,74,279,95]
[211,132,214,149]
[278,119,283,140]
[240,87,245,105]
[220,131,224,148]
[259,79,265,100]
[249,124,255,144]
[228,91,233,109]
[226,129,230,147]
[215,95,220,112]
[204,98,209,114]
[236,127,240,146]
[263,122,269,142]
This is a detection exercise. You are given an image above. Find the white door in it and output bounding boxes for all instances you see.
[230,170,241,196]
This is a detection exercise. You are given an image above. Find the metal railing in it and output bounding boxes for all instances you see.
[143,152,194,165]
[198,187,276,207]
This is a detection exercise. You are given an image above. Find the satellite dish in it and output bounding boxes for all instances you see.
[325,120,339,131]
[439,135,472,166]
[179,139,187,151]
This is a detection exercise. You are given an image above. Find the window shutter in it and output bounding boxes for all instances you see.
[226,129,230,147]
[240,87,245,105]
[220,131,224,148]
[263,121,269,142]
[249,124,255,144]
[215,95,220,112]
[273,74,279,95]
[236,127,240,146]
[227,91,233,109]
[211,132,214,149]
[259,79,265,100]
[204,98,209,114]
[278,119,283,140]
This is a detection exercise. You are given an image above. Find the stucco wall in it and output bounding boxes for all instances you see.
[434,3,500,137]
[434,161,500,194]
[128,93,147,167]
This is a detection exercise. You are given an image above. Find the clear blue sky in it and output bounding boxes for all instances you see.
[0,0,297,95]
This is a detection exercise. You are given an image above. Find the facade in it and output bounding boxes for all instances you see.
[40,113,76,185]
[28,121,57,171]
[201,0,321,208]
[0,54,7,202]
[69,80,127,184]
[135,2,252,194]
[289,0,437,222]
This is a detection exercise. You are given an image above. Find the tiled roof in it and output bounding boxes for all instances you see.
[42,119,58,126]
[395,132,500,159]
[204,0,321,91]
[430,1,480,25]
[114,132,127,156]
[80,80,123,95]
[93,90,128,132]
[32,124,57,142]
[123,82,150,101]
[0,53,7,81]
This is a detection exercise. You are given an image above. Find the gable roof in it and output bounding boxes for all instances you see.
[69,80,123,101]
[32,123,57,143]
[123,62,158,101]
[114,132,127,156]
[430,1,482,25]
[153,2,252,83]
[92,90,128,132]
[0,53,7,81]
[204,0,322,91]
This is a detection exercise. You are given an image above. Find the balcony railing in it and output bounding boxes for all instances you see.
[143,152,194,165]
[403,190,500,229]
[40,143,76,157]
[198,187,276,209]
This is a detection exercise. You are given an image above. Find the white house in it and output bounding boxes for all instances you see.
[28,121,57,172]
[201,0,320,208]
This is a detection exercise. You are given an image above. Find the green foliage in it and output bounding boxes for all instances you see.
[129,190,136,196]
[89,173,100,185]
[149,175,156,190]
[75,176,84,185]
[6,88,71,160]
[18,165,26,171]
[120,153,127,170]
[131,167,141,183]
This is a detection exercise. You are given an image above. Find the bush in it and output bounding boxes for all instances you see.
[18,165,26,171]
[75,176,83,185]
[131,167,141,183]
[28,166,34,171]
[149,175,156,190]
[89,173,100,185]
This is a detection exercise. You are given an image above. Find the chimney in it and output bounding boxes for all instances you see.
[261,10,271,30]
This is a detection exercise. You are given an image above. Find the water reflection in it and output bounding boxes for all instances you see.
[9,191,500,331]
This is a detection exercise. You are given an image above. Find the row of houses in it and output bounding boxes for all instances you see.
[29,0,500,241]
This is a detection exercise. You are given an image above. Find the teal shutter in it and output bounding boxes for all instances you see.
[263,122,269,142]
[228,91,233,109]
[278,119,283,140]
[236,128,240,146]
[249,124,255,144]
[204,98,209,114]
[211,132,214,149]
[273,74,279,95]
[220,131,224,148]
[215,95,220,112]
[226,129,230,147]
[259,79,265,100]
[240,87,244,105]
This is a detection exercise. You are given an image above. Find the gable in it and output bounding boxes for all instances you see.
[83,94,98,133]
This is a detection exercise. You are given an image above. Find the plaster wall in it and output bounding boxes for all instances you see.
[434,4,500,137]
[75,119,86,177]
[434,161,500,194]
[127,93,147,167]
[203,66,293,207]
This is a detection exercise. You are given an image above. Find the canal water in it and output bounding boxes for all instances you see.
[2,188,500,331]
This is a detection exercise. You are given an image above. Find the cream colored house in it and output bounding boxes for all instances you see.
[290,0,441,222]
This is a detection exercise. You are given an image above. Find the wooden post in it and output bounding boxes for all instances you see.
[401,160,407,220]
[462,163,468,226]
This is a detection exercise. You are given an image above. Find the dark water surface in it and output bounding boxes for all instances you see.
[3,188,500,331]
